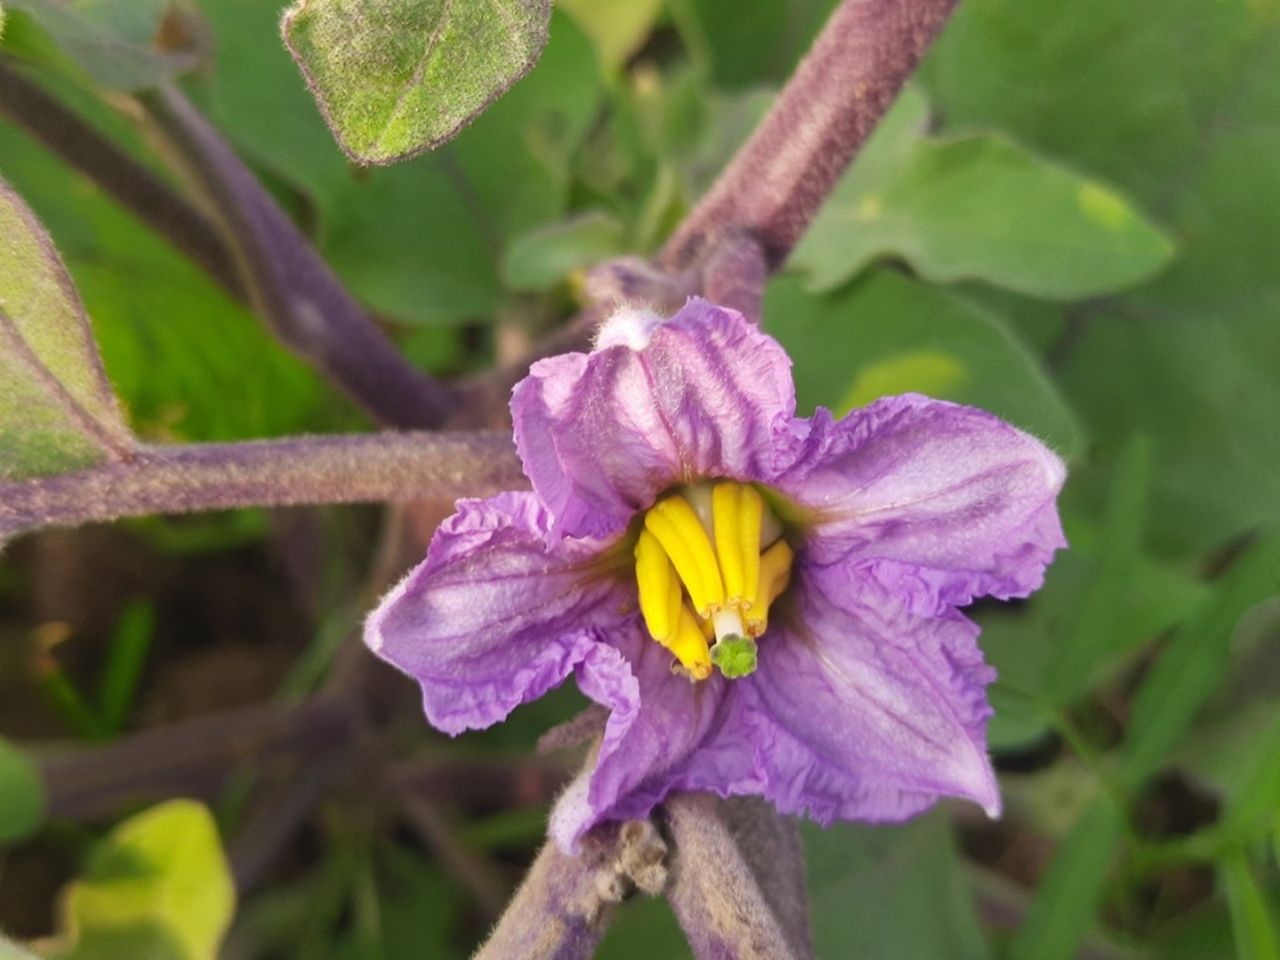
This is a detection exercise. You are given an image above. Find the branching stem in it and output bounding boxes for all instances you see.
[662,0,959,271]
[0,431,523,542]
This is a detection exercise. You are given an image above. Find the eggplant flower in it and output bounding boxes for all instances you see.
[366,300,1066,851]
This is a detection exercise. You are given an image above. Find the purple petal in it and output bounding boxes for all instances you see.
[364,491,629,735]
[777,394,1066,614]
[549,624,760,851]
[740,565,1000,822]
[512,298,796,539]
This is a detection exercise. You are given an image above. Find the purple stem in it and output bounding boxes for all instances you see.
[662,0,959,271]
[0,431,524,543]
[140,86,460,428]
[36,695,359,822]
[471,837,616,960]
[665,793,808,960]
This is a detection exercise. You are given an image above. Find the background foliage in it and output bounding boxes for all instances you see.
[1,0,1278,958]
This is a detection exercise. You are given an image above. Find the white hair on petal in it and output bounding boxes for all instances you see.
[594,304,665,351]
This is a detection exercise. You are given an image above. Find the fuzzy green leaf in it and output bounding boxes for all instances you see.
[0,175,133,481]
[283,0,552,165]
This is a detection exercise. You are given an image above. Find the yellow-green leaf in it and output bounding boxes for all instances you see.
[55,800,235,960]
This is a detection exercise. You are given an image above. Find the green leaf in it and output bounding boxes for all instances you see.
[1042,436,1150,706]
[924,0,1261,210]
[974,513,1207,751]
[930,0,1280,556]
[502,211,626,290]
[198,1,596,323]
[55,800,235,960]
[0,736,45,844]
[1174,601,1280,825]
[557,0,662,72]
[98,598,155,735]
[2,0,197,90]
[795,132,1175,299]
[0,937,40,960]
[0,122,336,440]
[283,0,551,165]
[0,174,133,480]
[1221,850,1280,960]
[764,270,1084,458]
[442,11,602,244]
[804,814,991,960]
[676,0,836,89]
[1010,798,1124,960]
[1123,534,1280,788]
[1223,711,1280,843]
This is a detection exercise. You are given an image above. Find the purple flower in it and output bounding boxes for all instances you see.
[366,299,1066,851]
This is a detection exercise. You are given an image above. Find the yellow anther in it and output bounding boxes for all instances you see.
[643,495,725,617]
[662,605,713,681]
[635,529,677,641]
[712,482,765,609]
[746,539,794,637]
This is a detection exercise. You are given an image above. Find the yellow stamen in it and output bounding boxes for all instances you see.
[663,605,712,680]
[635,529,677,642]
[746,539,794,637]
[712,482,765,610]
[643,495,725,617]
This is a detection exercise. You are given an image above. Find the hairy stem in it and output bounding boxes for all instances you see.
[36,695,359,821]
[0,57,243,298]
[471,838,616,960]
[0,431,523,543]
[665,793,808,960]
[662,0,958,270]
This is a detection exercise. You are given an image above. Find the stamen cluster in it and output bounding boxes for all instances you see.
[634,480,792,680]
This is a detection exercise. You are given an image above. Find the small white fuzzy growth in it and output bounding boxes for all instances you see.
[594,305,665,351]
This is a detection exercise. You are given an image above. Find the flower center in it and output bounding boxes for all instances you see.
[633,481,793,682]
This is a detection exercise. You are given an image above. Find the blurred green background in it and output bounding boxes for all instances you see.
[1,0,1278,958]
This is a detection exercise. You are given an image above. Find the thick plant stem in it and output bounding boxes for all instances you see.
[662,0,959,270]
[37,695,359,821]
[0,431,523,543]
[142,86,460,428]
[665,793,809,960]
[471,838,616,960]
[0,57,243,298]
